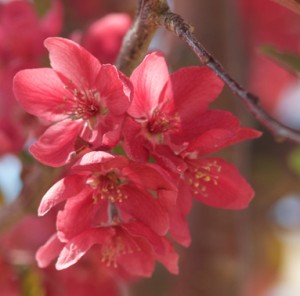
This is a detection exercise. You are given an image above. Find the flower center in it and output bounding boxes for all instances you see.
[100,231,141,268]
[86,171,128,203]
[100,236,127,268]
[64,86,106,120]
[147,108,180,135]
[186,161,222,197]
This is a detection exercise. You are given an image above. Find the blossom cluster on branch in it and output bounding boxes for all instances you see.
[13,35,260,280]
[6,0,300,294]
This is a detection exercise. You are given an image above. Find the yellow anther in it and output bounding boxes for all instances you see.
[203,176,211,182]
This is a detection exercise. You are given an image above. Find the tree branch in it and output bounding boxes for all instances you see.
[115,0,168,76]
[160,11,300,143]
[161,11,300,143]
[117,0,300,142]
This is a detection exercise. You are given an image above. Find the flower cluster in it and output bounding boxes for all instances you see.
[13,37,260,279]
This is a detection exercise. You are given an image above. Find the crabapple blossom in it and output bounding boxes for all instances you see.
[36,221,178,277]
[13,37,132,167]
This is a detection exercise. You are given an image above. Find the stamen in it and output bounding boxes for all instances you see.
[186,161,222,198]
[86,171,128,204]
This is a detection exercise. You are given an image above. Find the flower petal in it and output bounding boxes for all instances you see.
[30,120,83,167]
[57,194,109,242]
[155,237,179,275]
[122,162,177,191]
[122,116,150,162]
[36,234,64,268]
[185,158,255,209]
[56,228,114,270]
[128,52,170,118]
[119,185,170,236]
[44,37,101,89]
[168,66,224,121]
[13,68,71,121]
[82,13,132,64]
[38,174,88,216]
[116,230,156,277]
[123,222,165,255]
[96,64,132,115]
[71,151,128,173]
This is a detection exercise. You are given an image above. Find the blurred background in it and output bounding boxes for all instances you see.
[0,0,300,295]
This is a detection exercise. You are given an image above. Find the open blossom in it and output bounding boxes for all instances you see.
[174,111,261,209]
[0,214,128,296]
[36,222,178,277]
[35,151,178,275]
[80,13,132,64]
[13,37,132,167]
[38,151,176,235]
[122,52,261,230]
[122,51,225,162]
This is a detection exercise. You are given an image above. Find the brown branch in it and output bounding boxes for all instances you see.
[117,0,300,142]
[160,11,300,143]
[115,0,169,76]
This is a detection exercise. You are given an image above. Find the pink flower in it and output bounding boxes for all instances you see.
[36,222,178,277]
[122,51,225,162]
[38,151,176,237]
[80,13,132,64]
[174,111,261,209]
[0,0,62,66]
[154,111,260,212]
[13,37,132,167]
[179,157,255,209]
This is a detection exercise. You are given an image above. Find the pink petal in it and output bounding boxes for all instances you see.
[36,234,64,268]
[57,194,109,242]
[169,210,191,247]
[117,229,156,277]
[186,127,261,156]
[96,65,132,115]
[128,52,170,118]
[82,13,132,64]
[118,185,170,236]
[173,110,261,153]
[167,66,224,122]
[71,151,128,173]
[30,120,83,167]
[158,188,191,247]
[38,174,88,216]
[152,145,188,175]
[123,222,165,255]
[122,162,177,191]
[122,116,150,162]
[56,228,114,270]
[13,68,72,121]
[44,37,101,89]
[40,0,63,37]
[156,238,179,275]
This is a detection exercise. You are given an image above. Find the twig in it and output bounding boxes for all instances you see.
[118,0,300,143]
[161,11,300,142]
[115,0,168,76]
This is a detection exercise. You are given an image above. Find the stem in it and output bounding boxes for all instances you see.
[115,0,169,76]
[117,0,300,142]
[160,11,300,142]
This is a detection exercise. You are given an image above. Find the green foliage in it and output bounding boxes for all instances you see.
[33,0,52,17]
[19,267,45,296]
[260,45,300,76]
[288,147,300,176]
